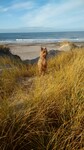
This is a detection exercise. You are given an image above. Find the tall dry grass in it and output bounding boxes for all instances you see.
[0,56,37,100]
[0,48,84,150]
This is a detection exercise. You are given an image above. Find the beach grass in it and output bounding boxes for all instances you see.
[0,47,84,150]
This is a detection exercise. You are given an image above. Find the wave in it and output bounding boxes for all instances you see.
[0,38,84,44]
[16,39,61,43]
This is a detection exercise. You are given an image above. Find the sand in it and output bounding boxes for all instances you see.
[3,42,84,60]
[8,43,59,60]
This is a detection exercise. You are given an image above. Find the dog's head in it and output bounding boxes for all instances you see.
[40,47,48,58]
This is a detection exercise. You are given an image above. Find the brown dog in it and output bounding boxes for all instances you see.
[38,47,48,75]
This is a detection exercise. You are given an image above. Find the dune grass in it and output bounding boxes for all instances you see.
[0,47,84,150]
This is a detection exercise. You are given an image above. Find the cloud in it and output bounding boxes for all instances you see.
[0,1,34,13]
[21,0,84,29]
[10,1,34,10]
[0,6,9,12]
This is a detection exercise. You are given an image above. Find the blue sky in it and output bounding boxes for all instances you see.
[0,0,84,32]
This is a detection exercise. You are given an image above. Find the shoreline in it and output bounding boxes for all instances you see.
[0,41,84,60]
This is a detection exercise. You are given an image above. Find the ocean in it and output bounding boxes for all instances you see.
[0,31,84,44]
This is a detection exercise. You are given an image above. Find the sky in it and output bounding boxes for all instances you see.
[0,0,84,32]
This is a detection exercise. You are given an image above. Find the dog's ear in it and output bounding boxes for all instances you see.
[45,47,48,54]
[45,47,47,51]
[41,47,43,51]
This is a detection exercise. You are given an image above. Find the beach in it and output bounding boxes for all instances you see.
[0,31,84,60]
[3,42,83,60]
[5,43,59,60]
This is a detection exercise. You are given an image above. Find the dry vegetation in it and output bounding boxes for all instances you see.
[0,46,84,150]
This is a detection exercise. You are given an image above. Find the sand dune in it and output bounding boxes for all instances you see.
[8,43,59,60]
[3,42,84,60]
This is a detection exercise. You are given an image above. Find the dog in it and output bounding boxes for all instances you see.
[38,47,48,75]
